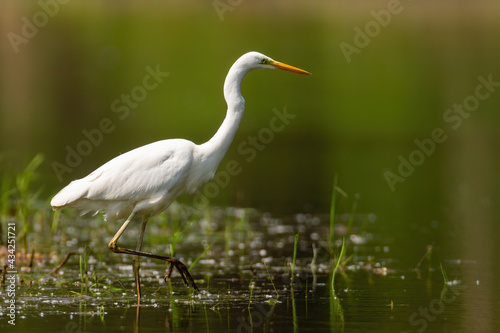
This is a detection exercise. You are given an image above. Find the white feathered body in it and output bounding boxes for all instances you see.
[51,52,307,222]
[51,139,221,221]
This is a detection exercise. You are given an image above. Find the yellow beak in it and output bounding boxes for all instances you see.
[271,60,311,75]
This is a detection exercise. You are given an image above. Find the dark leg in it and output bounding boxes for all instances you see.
[107,213,199,291]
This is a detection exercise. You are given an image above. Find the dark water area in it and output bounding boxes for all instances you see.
[2,207,499,332]
[10,275,479,333]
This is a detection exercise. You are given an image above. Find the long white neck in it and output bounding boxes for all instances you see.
[198,60,251,168]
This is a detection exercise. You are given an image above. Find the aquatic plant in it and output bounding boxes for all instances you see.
[328,174,347,257]
[346,194,359,236]
[78,245,90,294]
[331,237,346,293]
[264,261,279,304]
[16,154,45,247]
[329,175,338,255]
[189,241,214,272]
[328,175,349,292]
[440,262,449,284]
[291,232,299,284]
[170,219,191,258]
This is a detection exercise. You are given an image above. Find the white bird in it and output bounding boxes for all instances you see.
[51,51,310,301]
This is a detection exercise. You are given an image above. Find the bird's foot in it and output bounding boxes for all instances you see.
[164,258,199,291]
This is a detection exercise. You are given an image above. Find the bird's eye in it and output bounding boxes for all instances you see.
[261,58,268,64]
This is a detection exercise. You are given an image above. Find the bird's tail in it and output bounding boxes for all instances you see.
[50,179,88,210]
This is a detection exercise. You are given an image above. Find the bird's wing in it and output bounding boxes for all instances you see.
[51,139,195,208]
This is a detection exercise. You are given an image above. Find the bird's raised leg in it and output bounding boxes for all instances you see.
[134,217,149,303]
[107,212,199,291]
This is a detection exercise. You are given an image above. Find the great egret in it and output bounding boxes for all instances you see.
[51,51,310,301]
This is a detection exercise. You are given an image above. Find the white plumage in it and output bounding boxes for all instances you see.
[52,52,309,220]
[50,51,309,298]
[52,139,195,220]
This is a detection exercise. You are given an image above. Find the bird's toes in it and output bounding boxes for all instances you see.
[163,262,175,282]
[174,263,199,291]
[162,257,199,291]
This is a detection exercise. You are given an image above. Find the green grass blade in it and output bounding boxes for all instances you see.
[440,262,449,284]
[189,241,214,271]
[264,262,279,301]
[346,194,358,236]
[331,237,346,293]
[291,232,299,284]
[329,174,338,253]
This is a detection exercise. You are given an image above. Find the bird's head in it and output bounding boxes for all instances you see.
[239,51,311,75]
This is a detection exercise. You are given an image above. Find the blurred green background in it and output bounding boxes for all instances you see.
[1,1,500,327]
[1,1,500,261]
